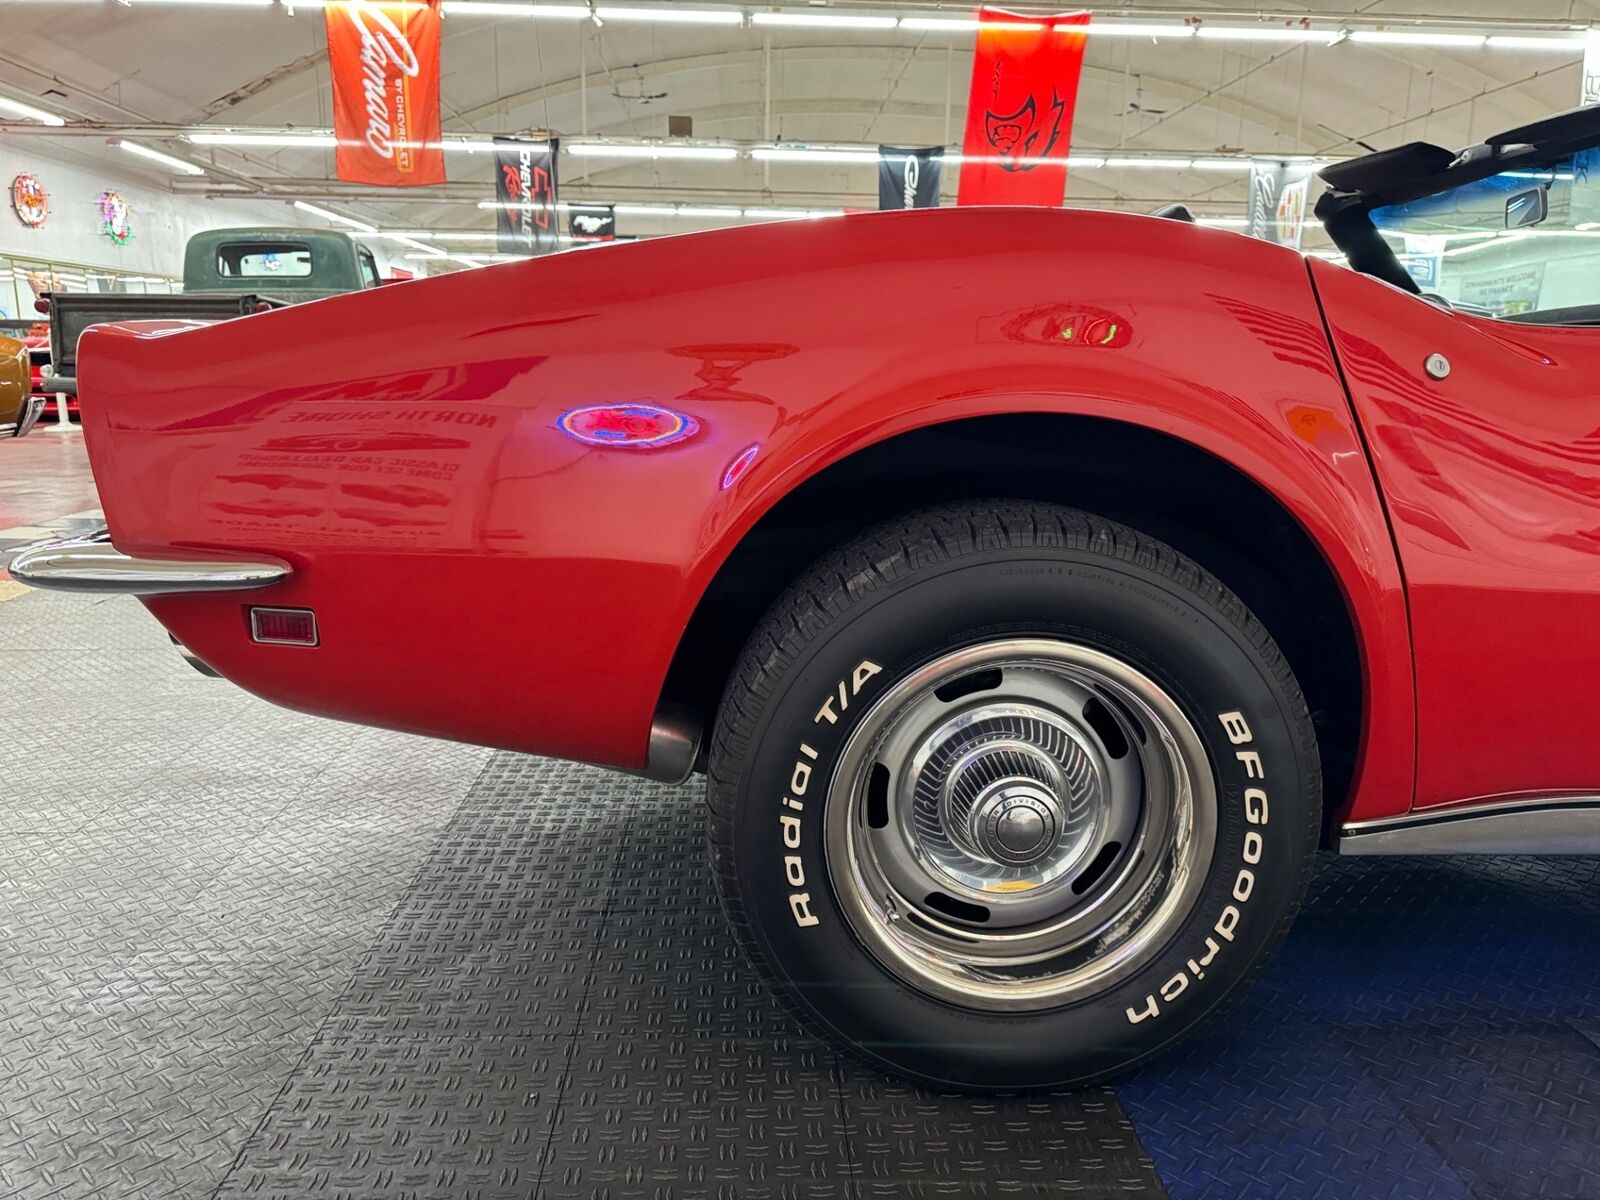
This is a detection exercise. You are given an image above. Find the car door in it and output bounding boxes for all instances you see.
[1313,257,1600,809]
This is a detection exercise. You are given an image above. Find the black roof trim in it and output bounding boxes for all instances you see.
[1317,105,1600,213]
[1314,104,1600,295]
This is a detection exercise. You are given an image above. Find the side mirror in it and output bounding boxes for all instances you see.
[1506,186,1549,230]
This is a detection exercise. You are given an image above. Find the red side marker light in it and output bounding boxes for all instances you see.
[250,607,318,647]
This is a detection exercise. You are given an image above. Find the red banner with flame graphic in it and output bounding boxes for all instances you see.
[957,8,1090,206]
[325,0,445,187]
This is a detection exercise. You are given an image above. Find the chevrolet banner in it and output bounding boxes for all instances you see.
[325,0,446,187]
[494,138,560,255]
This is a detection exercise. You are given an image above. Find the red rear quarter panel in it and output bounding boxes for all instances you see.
[79,209,1410,818]
[1313,258,1600,809]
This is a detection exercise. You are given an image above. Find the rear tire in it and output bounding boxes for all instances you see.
[708,501,1320,1091]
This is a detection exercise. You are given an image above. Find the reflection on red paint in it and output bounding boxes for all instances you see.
[985,303,1135,349]
[720,443,761,490]
[557,403,699,448]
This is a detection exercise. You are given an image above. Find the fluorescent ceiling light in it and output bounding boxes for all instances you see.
[190,131,338,147]
[612,203,742,217]
[744,207,844,219]
[441,2,588,15]
[954,152,1096,166]
[593,6,743,23]
[1484,35,1587,51]
[1104,157,1194,169]
[0,95,66,126]
[752,12,897,29]
[293,200,378,234]
[752,147,879,163]
[377,230,498,241]
[1190,158,1254,170]
[1197,26,1339,44]
[126,0,273,5]
[899,16,1046,31]
[568,142,738,160]
[1088,23,1195,38]
[1348,30,1487,48]
[116,139,206,175]
[897,16,979,31]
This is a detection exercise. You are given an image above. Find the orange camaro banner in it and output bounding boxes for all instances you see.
[957,8,1090,206]
[325,0,446,187]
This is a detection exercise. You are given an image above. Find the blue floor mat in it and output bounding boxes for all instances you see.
[1119,854,1600,1200]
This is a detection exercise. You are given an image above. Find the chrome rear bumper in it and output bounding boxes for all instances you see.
[8,529,291,595]
[14,393,46,437]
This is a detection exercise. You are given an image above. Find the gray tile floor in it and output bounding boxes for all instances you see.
[0,442,1159,1199]
[0,563,1157,1200]
[1,584,496,1199]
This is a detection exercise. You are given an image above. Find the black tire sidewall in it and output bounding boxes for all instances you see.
[721,537,1316,1091]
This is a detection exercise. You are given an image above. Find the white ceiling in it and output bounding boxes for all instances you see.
[1,0,1597,243]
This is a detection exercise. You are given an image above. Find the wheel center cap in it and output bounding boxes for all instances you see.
[972,783,1061,867]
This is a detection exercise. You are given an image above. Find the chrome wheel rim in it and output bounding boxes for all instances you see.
[824,638,1216,1012]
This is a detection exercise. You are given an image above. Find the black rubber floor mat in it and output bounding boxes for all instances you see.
[215,753,1166,1199]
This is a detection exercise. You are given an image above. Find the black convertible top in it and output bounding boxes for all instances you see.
[1315,105,1600,292]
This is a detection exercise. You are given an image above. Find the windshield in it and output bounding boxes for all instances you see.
[1371,149,1600,317]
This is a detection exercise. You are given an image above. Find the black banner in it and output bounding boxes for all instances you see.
[878,146,943,210]
[494,138,560,255]
[568,204,616,242]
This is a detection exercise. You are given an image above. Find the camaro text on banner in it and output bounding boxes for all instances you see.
[957,8,1090,206]
[325,0,446,187]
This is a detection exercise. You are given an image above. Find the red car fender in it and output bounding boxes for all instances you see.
[675,333,1413,826]
[76,210,1412,822]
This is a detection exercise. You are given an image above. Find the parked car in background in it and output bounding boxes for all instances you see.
[13,322,71,425]
[39,228,385,400]
[14,106,1600,1091]
[0,331,43,438]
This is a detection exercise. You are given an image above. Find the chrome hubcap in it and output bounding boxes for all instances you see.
[824,638,1216,1012]
[974,782,1057,865]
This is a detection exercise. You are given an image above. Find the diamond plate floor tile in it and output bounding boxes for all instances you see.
[541,792,860,1200]
[1,586,493,1200]
[12,546,1597,1200]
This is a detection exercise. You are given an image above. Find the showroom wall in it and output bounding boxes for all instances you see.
[0,141,405,320]
[0,142,318,279]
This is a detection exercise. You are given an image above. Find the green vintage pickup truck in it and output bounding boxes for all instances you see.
[41,228,385,396]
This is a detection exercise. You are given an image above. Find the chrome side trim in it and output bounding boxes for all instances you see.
[1338,796,1600,855]
[640,702,702,786]
[9,530,291,596]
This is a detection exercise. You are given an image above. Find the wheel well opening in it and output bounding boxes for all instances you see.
[662,413,1364,825]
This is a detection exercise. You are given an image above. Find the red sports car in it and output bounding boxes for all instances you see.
[15,106,1600,1091]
